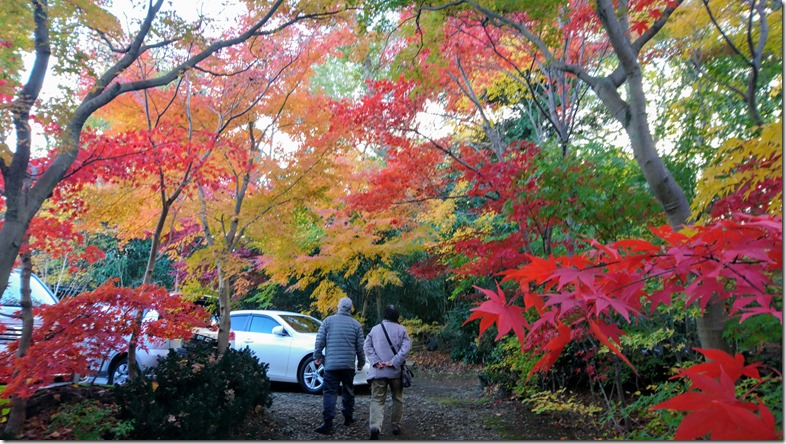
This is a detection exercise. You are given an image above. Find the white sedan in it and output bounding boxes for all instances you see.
[230,310,370,394]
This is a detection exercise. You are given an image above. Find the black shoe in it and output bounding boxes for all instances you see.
[392,426,401,435]
[370,427,380,440]
[315,422,333,434]
[343,416,356,426]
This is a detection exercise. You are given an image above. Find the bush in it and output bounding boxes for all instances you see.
[114,342,272,440]
[436,303,497,364]
[48,399,134,440]
[479,336,544,398]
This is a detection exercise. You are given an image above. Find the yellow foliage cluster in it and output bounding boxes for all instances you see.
[691,121,783,221]
[667,0,782,59]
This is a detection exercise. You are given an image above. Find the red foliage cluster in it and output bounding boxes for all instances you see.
[465,213,783,439]
[0,280,211,399]
[651,348,779,440]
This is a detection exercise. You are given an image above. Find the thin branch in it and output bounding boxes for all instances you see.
[700,0,754,67]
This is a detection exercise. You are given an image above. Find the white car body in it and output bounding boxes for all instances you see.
[230,310,370,394]
[87,309,187,385]
[0,271,59,353]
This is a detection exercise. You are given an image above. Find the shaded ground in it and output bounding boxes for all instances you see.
[238,351,604,440]
[13,350,606,440]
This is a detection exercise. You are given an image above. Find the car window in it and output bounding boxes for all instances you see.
[279,315,321,333]
[230,314,251,331]
[248,315,280,334]
[1,272,58,307]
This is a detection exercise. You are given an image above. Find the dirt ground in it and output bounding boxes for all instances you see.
[239,351,604,440]
[13,350,606,440]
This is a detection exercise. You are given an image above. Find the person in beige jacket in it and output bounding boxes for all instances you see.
[363,304,412,440]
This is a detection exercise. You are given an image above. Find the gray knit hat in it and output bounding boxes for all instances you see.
[338,297,353,313]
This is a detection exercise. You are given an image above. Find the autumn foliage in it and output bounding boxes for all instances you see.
[465,213,782,439]
[0,280,210,399]
[650,348,779,440]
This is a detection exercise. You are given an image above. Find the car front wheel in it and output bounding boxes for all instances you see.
[298,356,324,394]
[108,356,130,385]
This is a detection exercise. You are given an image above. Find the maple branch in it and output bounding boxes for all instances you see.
[82,1,344,111]
[700,0,754,68]
[480,27,568,147]
[193,62,256,77]
[594,0,638,71]
[630,0,685,55]
[58,145,156,182]
[464,1,610,96]
[197,187,216,248]
[688,56,746,99]
[698,0,765,125]
[93,29,131,54]
[5,0,50,218]
[419,0,465,11]
[449,57,505,158]
[392,193,474,206]
[140,37,180,52]
[215,51,302,136]
[404,127,480,175]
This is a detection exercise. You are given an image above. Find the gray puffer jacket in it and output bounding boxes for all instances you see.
[364,320,411,380]
[314,311,365,371]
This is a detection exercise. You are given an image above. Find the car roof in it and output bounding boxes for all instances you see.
[230,309,317,317]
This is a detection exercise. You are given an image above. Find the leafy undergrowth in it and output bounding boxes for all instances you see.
[2,385,118,440]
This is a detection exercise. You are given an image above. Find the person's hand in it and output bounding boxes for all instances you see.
[314,358,323,366]
[357,364,364,372]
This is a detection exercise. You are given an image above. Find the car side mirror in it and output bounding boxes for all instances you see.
[272,326,289,336]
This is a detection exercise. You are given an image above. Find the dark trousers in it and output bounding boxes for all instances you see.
[322,368,356,422]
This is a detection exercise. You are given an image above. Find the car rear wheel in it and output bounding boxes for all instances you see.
[298,356,324,394]
[108,356,130,385]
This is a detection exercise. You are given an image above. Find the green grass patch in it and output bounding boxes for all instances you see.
[433,396,490,408]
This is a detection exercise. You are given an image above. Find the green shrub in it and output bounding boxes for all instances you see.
[48,399,134,440]
[114,342,272,440]
[436,303,497,364]
[479,336,544,398]
[604,380,688,440]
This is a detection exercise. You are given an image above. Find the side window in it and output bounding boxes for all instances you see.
[230,314,251,332]
[1,273,57,307]
[248,315,280,334]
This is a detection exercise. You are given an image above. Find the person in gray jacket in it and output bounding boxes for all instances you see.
[363,304,411,440]
[313,297,365,435]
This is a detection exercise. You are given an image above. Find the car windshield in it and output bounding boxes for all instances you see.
[1,273,58,307]
[280,314,321,333]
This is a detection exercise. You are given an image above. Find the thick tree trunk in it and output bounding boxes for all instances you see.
[696,296,733,353]
[591,0,728,353]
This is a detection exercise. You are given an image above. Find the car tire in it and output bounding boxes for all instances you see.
[298,355,324,395]
[108,356,130,385]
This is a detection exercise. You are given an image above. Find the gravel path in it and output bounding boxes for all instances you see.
[234,350,603,441]
[255,369,508,441]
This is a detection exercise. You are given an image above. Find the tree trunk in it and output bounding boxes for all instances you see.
[696,296,732,353]
[216,262,232,355]
[375,291,383,323]
[4,252,34,436]
[128,198,173,380]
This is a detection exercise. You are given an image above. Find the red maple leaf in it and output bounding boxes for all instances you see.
[463,284,527,343]
[677,348,761,382]
[588,319,636,373]
[630,20,649,36]
[652,369,778,440]
[529,322,572,376]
